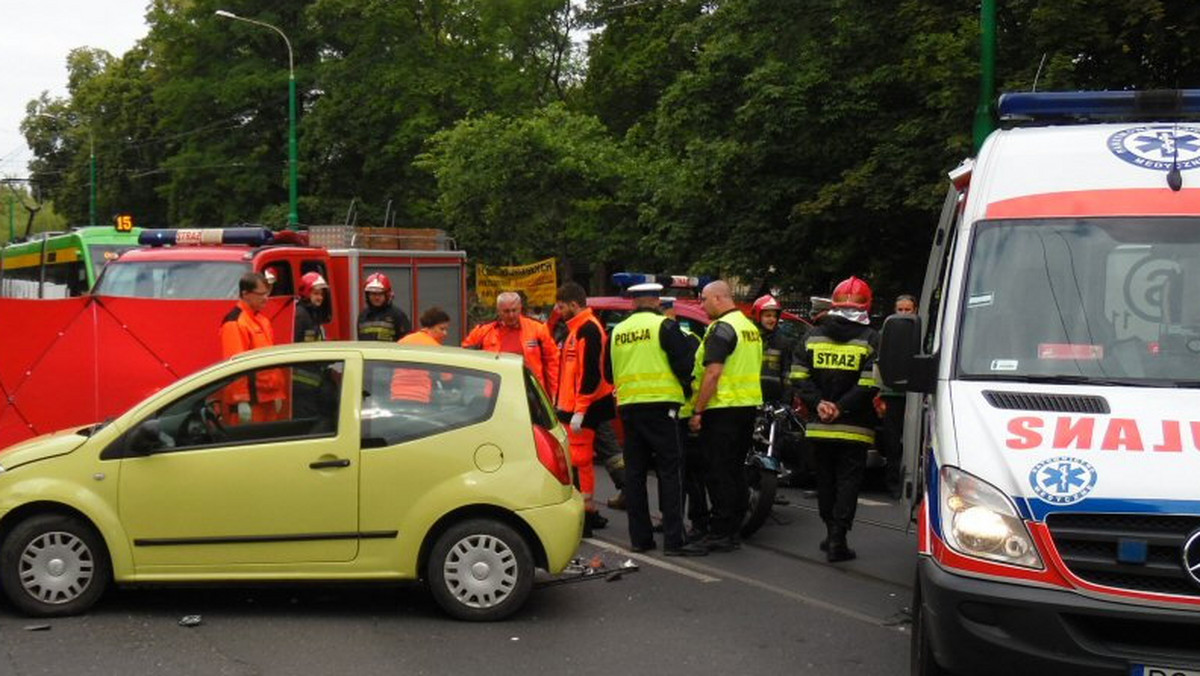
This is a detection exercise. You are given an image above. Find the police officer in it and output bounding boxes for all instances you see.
[790,276,880,562]
[610,283,707,556]
[688,280,763,552]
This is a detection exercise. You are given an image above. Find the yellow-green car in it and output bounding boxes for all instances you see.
[0,343,583,621]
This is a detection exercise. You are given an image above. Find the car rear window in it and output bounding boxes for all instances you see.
[360,360,500,447]
[524,367,557,429]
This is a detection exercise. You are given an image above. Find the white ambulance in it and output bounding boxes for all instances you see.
[880,90,1200,676]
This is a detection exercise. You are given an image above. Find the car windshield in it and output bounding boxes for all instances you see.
[93,261,250,299]
[958,217,1200,385]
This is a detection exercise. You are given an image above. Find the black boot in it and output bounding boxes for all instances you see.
[826,525,856,562]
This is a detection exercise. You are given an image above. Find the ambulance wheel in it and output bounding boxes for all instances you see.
[911,576,954,676]
[427,519,534,621]
[0,514,110,617]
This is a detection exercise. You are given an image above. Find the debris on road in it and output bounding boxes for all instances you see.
[178,615,203,627]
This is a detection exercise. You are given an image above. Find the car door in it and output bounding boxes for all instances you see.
[116,355,361,569]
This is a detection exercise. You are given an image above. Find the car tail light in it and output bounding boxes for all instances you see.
[533,425,571,485]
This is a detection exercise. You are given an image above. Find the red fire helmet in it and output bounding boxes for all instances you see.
[299,271,329,298]
[751,294,782,322]
[831,276,872,311]
[363,272,392,299]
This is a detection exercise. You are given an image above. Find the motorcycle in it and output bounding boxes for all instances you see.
[741,400,806,538]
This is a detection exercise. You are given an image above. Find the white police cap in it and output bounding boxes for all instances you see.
[628,282,664,298]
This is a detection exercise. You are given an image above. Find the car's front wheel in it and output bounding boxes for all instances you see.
[0,514,110,617]
[427,519,534,621]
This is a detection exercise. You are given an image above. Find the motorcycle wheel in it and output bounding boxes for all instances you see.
[740,466,778,538]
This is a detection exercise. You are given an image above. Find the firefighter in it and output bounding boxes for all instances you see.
[357,272,411,342]
[790,276,880,562]
[294,272,331,343]
[462,291,559,394]
[687,280,763,552]
[219,272,285,424]
[609,283,707,556]
[553,282,616,535]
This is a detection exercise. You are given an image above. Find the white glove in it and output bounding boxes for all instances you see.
[570,412,584,433]
[237,402,252,423]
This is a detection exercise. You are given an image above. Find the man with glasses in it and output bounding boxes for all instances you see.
[219,272,285,423]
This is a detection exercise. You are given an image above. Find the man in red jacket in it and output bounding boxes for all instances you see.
[462,291,559,394]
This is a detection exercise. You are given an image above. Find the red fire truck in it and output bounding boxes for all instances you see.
[0,226,468,450]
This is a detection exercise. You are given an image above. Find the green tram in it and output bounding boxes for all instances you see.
[0,226,143,298]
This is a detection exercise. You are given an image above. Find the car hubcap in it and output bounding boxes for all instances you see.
[443,534,518,609]
[20,531,94,605]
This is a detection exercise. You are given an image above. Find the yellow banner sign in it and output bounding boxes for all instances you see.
[476,258,558,306]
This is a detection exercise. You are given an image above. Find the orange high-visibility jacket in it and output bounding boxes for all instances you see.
[219,300,285,405]
[462,315,559,394]
[391,329,446,402]
[555,307,613,419]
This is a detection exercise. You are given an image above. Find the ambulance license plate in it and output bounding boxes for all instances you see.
[1132,665,1200,676]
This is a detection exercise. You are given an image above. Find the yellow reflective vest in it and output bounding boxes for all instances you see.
[691,310,763,410]
[611,311,685,405]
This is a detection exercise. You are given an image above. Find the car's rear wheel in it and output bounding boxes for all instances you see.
[427,519,534,621]
[0,514,110,617]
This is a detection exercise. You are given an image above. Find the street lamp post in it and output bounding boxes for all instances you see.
[215,9,299,227]
[38,113,95,225]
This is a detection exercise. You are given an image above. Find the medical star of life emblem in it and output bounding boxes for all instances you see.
[1029,456,1098,505]
[1183,530,1200,589]
[1108,125,1200,171]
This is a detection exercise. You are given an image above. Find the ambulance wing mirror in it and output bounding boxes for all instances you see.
[879,314,936,393]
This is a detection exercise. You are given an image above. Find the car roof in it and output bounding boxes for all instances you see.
[228,341,525,370]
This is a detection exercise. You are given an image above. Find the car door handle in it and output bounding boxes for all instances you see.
[309,458,351,469]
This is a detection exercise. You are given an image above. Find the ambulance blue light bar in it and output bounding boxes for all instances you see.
[999,90,1200,121]
[139,227,275,247]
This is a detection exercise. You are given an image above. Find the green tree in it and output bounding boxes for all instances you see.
[419,103,636,279]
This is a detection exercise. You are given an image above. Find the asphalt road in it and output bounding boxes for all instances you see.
[0,477,916,676]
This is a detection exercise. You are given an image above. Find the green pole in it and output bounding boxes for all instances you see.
[287,73,298,227]
[89,133,97,226]
[973,0,997,152]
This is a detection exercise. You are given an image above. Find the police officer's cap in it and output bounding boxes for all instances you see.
[659,296,676,308]
[627,282,663,298]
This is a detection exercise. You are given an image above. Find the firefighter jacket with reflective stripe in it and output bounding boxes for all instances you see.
[357,303,411,343]
[219,300,284,404]
[610,309,691,406]
[462,315,560,395]
[554,307,615,427]
[692,310,763,410]
[294,300,328,343]
[790,315,880,444]
[760,326,796,403]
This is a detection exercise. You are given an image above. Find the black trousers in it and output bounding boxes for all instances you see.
[882,396,907,493]
[622,405,686,549]
[811,439,869,531]
[680,419,708,531]
[700,407,756,539]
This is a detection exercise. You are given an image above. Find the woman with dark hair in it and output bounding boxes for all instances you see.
[391,306,452,402]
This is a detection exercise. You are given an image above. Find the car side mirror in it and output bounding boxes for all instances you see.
[129,419,165,455]
[879,314,936,393]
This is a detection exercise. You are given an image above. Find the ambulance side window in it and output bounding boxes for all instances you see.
[921,187,963,355]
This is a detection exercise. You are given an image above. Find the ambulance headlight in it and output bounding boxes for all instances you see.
[939,466,1042,569]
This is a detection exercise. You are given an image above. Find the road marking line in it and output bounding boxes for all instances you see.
[858,498,890,507]
[583,538,720,583]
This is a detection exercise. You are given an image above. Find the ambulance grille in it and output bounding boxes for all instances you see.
[982,391,1109,414]
[1045,513,1200,598]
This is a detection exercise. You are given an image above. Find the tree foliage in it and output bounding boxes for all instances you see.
[19,0,1200,297]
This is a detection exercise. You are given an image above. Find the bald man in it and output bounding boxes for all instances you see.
[686,281,763,552]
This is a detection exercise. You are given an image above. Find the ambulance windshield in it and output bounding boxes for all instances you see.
[958,217,1200,384]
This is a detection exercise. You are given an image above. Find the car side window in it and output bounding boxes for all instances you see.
[361,359,499,447]
[115,361,344,456]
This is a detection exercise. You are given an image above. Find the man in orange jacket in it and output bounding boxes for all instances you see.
[553,282,616,535]
[219,272,285,424]
[462,291,559,394]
